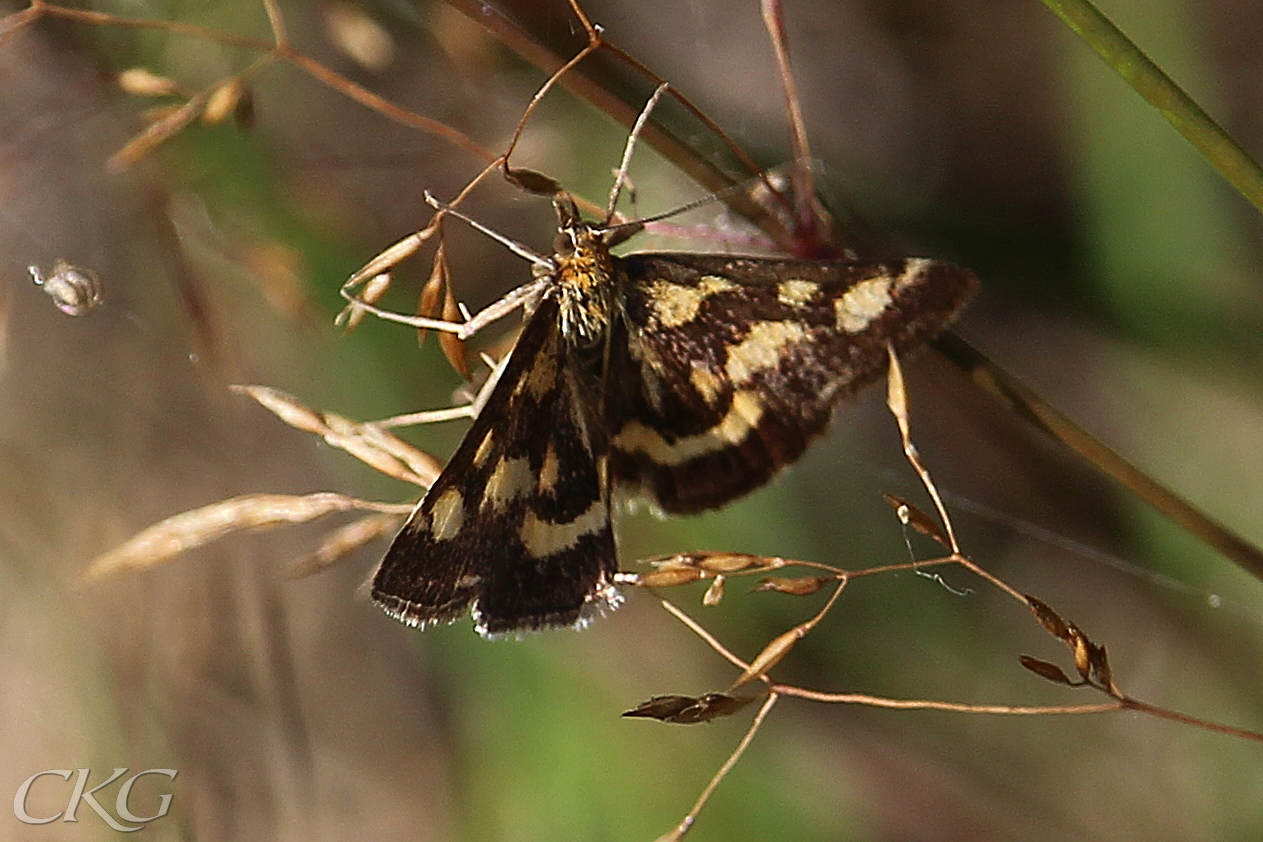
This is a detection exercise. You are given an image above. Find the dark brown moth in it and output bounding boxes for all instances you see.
[370,193,978,637]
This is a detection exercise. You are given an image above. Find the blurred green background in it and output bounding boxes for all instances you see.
[2,0,1263,839]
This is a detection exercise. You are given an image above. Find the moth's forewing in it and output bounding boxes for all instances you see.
[609,254,978,514]
[372,296,619,636]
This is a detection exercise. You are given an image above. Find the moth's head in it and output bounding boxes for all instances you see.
[551,193,605,261]
[551,192,643,257]
[552,192,584,232]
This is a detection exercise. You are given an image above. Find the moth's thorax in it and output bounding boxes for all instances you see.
[554,221,616,343]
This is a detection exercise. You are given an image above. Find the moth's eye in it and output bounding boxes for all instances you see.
[554,230,576,257]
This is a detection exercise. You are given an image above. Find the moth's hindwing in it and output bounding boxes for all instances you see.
[608,253,979,514]
[371,296,620,637]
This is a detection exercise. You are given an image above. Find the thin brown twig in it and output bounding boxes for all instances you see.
[760,0,818,233]
[27,1,274,49]
[1120,697,1263,743]
[20,1,496,163]
[729,578,848,689]
[279,48,493,162]
[598,42,795,222]
[259,0,286,50]
[887,346,1029,605]
[436,0,800,251]
[771,685,1123,715]
[657,589,1263,738]
[656,599,751,673]
[340,160,499,302]
[499,20,603,168]
[951,553,1026,604]
[886,345,959,554]
[844,554,959,579]
[655,692,780,842]
[561,0,597,37]
[770,685,1263,742]
[0,4,40,45]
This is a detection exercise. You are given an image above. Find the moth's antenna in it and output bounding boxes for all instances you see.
[605,83,671,224]
[601,160,820,241]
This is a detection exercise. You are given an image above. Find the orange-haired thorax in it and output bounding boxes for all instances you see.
[555,224,616,344]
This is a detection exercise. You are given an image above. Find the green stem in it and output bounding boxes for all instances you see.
[1040,0,1263,213]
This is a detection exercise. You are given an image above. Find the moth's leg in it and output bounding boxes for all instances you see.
[338,276,547,340]
[337,224,468,334]
[372,346,512,430]
[337,286,468,335]
[338,205,551,342]
[605,82,670,224]
[372,404,475,428]
[453,276,549,340]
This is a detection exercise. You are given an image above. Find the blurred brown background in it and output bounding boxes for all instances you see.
[2,0,1263,840]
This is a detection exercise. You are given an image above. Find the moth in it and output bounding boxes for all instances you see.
[369,190,979,637]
